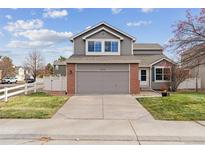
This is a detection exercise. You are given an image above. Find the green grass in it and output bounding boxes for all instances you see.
[0,92,69,119]
[137,92,205,120]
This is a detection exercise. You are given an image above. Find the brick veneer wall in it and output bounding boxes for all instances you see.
[67,63,75,95]
[130,64,140,94]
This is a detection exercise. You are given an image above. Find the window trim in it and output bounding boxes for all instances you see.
[86,39,120,55]
[154,66,171,82]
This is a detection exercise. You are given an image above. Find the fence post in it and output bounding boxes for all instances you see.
[4,87,8,102]
[25,83,28,95]
[34,82,37,93]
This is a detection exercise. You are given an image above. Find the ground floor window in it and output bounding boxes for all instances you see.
[155,67,171,82]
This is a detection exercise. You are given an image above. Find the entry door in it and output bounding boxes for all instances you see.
[139,68,149,87]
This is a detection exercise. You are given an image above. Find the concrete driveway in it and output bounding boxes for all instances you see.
[53,95,154,120]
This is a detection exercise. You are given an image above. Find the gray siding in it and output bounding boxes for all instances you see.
[54,65,66,76]
[73,24,133,56]
[76,64,129,94]
[190,64,205,89]
[87,30,118,39]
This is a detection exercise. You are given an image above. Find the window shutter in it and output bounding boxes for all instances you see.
[152,67,155,81]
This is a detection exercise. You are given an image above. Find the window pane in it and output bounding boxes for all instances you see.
[164,75,170,80]
[88,41,94,52]
[141,76,146,81]
[95,41,102,52]
[141,70,146,76]
[156,68,162,80]
[112,41,118,52]
[164,68,170,74]
[105,41,111,52]
[156,68,162,74]
[156,75,162,80]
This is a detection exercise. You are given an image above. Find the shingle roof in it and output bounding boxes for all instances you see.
[133,43,163,50]
[65,54,174,66]
[53,60,67,65]
[66,55,141,64]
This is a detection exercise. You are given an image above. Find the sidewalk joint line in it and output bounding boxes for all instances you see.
[128,120,141,145]
[102,95,104,119]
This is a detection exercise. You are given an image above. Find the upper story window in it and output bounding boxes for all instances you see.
[105,41,118,52]
[155,67,171,82]
[86,39,120,55]
[88,41,102,52]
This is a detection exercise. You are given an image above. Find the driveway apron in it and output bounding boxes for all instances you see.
[53,95,153,120]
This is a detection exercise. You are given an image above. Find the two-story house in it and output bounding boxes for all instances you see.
[59,22,174,95]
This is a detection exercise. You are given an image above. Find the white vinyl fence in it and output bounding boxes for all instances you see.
[178,78,201,89]
[0,82,43,102]
[43,76,66,92]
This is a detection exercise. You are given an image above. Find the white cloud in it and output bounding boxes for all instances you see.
[8,29,73,49]
[111,8,122,14]
[141,8,154,13]
[5,15,12,20]
[4,19,43,32]
[126,20,152,27]
[15,29,73,42]
[43,9,68,18]
[7,40,54,49]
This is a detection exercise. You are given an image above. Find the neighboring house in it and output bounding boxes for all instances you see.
[15,66,25,81]
[53,60,66,76]
[59,22,175,95]
[15,66,32,81]
[181,44,205,89]
[189,65,205,89]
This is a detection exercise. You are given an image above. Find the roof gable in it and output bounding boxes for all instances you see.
[70,22,136,41]
[82,27,124,40]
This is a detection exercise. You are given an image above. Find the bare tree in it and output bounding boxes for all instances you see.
[166,9,205,92]
[24,50,44,81]
[171,66,190,91]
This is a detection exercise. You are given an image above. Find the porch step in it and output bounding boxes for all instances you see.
[140,87,152,91]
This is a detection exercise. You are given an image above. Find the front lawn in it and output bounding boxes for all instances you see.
[137,92,205,120]
[0,92,69,119]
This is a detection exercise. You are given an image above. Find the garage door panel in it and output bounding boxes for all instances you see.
[77,72,103,94]
[101,72,129,94]
[76,64,129,94]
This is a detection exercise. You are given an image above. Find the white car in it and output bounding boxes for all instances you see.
[2,77,18,84]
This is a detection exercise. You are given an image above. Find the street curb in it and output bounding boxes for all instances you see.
[1,134,205,142]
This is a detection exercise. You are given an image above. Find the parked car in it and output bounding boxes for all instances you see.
[25,78,35,83]
[2,77,18,84]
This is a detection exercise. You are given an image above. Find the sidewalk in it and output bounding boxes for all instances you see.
[0,118,205,144]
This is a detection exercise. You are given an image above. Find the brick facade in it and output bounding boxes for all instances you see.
[130,64,140,94]
[67,63,75,95]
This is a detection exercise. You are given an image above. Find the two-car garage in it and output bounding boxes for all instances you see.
[66,56,140,95]
[76,64,129,94]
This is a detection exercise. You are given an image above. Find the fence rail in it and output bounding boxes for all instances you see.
[0,82,43,102]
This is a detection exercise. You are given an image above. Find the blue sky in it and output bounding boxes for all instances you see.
[0,8,200,66]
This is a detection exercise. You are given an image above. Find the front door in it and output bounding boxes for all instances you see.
[139,68,149,87]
